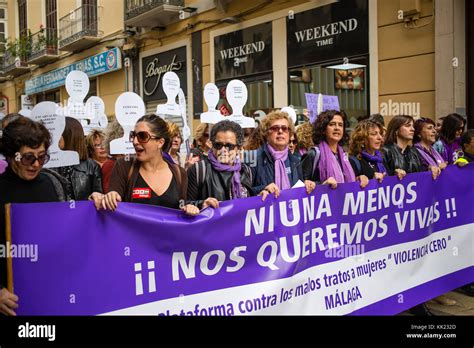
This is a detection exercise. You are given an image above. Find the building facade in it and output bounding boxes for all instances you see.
[0,0,471,130]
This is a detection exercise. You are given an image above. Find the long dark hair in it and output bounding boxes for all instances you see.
[136,114,171,152]
[439,113,465,144]
[312,110,349,146]
[62,117,88,161]
[384,115,414,145]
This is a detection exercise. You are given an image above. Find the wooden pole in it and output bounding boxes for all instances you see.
[5,203,13,293]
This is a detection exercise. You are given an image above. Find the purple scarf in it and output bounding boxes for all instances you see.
[319,141,356,183]
[415,143,446,168]
[361,150,387,174]
[207,150,243,199]
[440,138,461,164]
[267,144,291,190]
[0,159,7,175]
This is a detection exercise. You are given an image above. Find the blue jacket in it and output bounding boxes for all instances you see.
[251,143,302,195]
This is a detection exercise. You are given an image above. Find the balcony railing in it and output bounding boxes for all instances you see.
[59,4,102,51]
[2,50,29,75]
[124,0,184,26]
[28,28,59,63]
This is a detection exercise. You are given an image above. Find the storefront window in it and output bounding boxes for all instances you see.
[289,56,369,128]
[85,78,97,101]
[36,89,60,103]
[286,0,368,127]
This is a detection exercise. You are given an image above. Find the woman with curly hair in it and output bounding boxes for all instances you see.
[301,110,369,189]
[243,124,265,151]
[295,122,314,155]
[348,119,387,182]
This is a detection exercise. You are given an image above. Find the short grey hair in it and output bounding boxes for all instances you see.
[210,120,245,147]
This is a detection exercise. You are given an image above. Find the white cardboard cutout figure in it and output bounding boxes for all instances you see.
[65,70,90,102]
[83,96,108,135]
[110,92,145,155]
[31,101,80,168]
[156,71,181,119]
[64,70,90,120]
[200,83,225,124]
[225,80,255,128]
[281,106,297,125]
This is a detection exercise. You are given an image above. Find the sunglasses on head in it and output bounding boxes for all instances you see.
[129,131,160,143]
[213,142,237,151]
[18,153,50,166]
[269,125,289,133]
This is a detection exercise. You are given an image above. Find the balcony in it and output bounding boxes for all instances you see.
[59,4,103,52]
[124,0,184,28]
[27,28,60,65]
[2,51,29,77]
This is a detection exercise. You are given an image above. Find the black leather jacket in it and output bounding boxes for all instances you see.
[187,157,253,208]
[55,159,103,200]
[383,143,423,176]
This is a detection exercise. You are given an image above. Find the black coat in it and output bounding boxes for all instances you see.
[187,157,253,208]
[55,159,103,200]
[383,143,423,176]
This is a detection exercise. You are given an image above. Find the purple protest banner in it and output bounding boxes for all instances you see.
[321,95,340,111]
[8,165,474,315]
[305,93,340,123]
[305,93,319,123]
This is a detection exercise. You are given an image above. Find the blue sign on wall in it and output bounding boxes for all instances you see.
[25,48,122,95]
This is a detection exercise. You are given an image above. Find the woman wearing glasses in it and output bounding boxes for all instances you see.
[301,110,369,189]
[0,117,68,316]
[86,129,108,168]
[252,111,313,200]
[98,114,199,215]
[55,117,103,201]
[187,120,253,209]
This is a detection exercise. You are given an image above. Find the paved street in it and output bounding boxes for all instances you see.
[401,290,474,315]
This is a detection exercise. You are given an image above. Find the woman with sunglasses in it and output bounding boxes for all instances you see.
[97,114,199,215]
[0,117,68,316]
[187,120,253,209]
[433,113,465,164]
[252,111,313,200]
[301,110,369,190]
[54,117,103,201]
[413,118,447,180]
